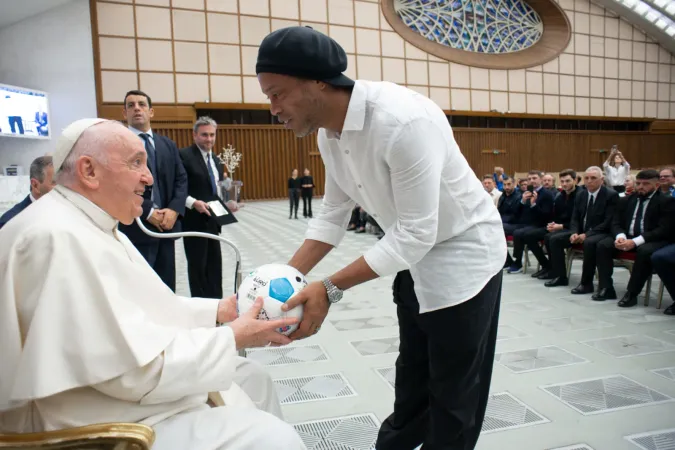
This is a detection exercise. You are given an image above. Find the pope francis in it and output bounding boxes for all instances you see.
[0,119,306,449]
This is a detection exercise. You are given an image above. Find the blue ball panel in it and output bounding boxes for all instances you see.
[269,278,294,303]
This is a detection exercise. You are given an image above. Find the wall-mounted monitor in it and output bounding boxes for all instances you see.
[0,83,50,140]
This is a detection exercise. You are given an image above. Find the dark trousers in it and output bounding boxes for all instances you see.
[302,192,313,217]
[521,227,549,268]
[652,244,675,299]
[135,238,176,292]
[612,185,625,193]
[376,270,502,450]
[549,232,607,284]
[288,189,299,217]
[8,116,24,134]
[510,226,543,267]
[503,223,524,266]
[597,237,670,294]
[184,234,223,299]
[546,230,573,278]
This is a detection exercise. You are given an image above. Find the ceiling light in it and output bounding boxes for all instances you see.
[666,2,675,13]
[656,18,668,27]
[646,10,659,20]
[666,25,675,34]
[634,2,650,13]
[654,0,668,6]
[623,0,639,7]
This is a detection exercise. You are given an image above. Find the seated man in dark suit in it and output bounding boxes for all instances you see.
[545,166,618,291]
[652,243,675,315]
[180,116,239,299]
[117,90,188,292]
[498,176,521,232]
[525,169,581,279]
[596,169,675,307]
[0,156,55,230]
[506,170,554,273]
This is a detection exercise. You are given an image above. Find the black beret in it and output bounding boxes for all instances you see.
[256,26,355,87]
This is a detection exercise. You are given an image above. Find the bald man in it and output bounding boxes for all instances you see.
[0,119,305,449]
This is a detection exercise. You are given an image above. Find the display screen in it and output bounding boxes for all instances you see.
[0,83,50,139]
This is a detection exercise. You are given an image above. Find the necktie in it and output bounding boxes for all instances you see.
[584,195,594,231]
[206,153,217,196]
[140,133,162,208]
[633,196,646,237]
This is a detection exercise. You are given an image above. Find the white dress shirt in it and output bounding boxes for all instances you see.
[603,161,630,187]
[186,146,221,209]
[488,188,502,206]
[306,81,506,313]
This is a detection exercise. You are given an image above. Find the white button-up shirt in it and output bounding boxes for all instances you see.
[603,161,630,187]
[306,81,506,313]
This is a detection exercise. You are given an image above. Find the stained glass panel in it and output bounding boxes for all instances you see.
[394,0,544,53]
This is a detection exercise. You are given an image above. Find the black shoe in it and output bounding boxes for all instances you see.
[664,304,675,315]
[571,284,594,294]
[592,287,617,301]
[618,292,638,307]
[531,268,549,278]
[545,277,569,287]
[538,271,555,280]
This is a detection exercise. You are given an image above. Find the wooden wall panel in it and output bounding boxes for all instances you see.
[153,125,675,201]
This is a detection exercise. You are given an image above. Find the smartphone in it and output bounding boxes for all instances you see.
[527,185,534,192]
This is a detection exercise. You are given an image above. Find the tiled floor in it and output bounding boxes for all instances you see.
[175,200,674,450]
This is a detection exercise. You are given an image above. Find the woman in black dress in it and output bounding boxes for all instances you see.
[288,169,301,219]
[300,168,315,218]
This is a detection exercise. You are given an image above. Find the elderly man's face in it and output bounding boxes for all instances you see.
[98,127,153,225]
[584,170,603,192]
[542,174,554,188]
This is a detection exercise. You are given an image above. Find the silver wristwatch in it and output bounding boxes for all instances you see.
[322,278,343,304]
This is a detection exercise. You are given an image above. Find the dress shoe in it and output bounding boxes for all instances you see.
[618,292,638,308]
[571,284,594,295]
[664,304,675,315]
[531,268,549,278]
[538,271,555,280]
[592,287,617,301]
[545,277,568,287]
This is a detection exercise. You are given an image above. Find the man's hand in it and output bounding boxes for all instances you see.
[226,200,240,213]
[615,239,636,251]
[159,208,179,230]
[570,233,586,244]
[547,222,563,232]
[530,190,538,205]
[228,298,299,350]
[217,295,238,324]
[281,281,330,341]
[615,236,627,245]
[522,191,533,201]
[194,200,211,216]
[148,210,165,231]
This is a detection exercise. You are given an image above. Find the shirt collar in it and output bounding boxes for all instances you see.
[326,81,366,139]
[29,193,36,203]
[53,185,118,234]
[128,126,153,139]
[197,145,211,158]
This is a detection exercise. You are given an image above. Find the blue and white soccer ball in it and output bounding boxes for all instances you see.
[236,263,308,336]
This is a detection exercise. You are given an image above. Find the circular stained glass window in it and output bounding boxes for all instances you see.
[395,0,544,53]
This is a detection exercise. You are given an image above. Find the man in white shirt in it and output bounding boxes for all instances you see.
[482,175,502,206]
[0,118,306,450]
[256,26,506,450]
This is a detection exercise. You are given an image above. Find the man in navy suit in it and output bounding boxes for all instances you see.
[0,155,55,230]
[117,90,188,292]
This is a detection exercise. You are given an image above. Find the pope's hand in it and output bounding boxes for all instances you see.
[281,281,330,341]
[229,297,298,350]
[217,295,238,324]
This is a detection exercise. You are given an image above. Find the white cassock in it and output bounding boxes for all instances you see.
[0,185,306,450]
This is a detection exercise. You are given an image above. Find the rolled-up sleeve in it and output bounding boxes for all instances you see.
[363,119,445,277]
[305,170,355,247]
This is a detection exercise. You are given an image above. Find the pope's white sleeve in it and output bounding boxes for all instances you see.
[175,296,220,328]
[304,171,355,247]
[92,326,238,404]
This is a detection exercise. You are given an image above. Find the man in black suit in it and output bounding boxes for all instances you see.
[596,169,675,307]
[118,90,188,292]
[526,169,580,279]
[497,176,521,228]
[0,156,55,230]
[506,170,554,273]
[179,117,239,298]
[545,166,618,292]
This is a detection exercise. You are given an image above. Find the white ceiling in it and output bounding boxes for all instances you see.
[0,0,75,30]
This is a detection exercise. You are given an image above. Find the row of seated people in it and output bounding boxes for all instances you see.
[347,205,384,239]
[498,167,675,314]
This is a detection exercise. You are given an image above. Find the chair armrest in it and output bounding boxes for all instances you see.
[0,423,155,450]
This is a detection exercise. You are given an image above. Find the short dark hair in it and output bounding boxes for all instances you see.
[30,156,53,182]
[528,170,543,177]
[559,169,577,180]
[124,90,152,108]
[502,175,511,181]
[636,169,660,180]
[482,174,493,181]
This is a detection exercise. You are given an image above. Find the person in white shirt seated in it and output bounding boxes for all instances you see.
[0,119,306,450]
[482,175,502,206]
[256,26,506,450]
[603,145,630,193]
[619,174,635,197]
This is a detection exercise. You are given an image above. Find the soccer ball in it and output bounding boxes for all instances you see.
[236,263,307,336]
